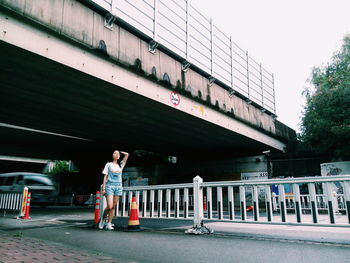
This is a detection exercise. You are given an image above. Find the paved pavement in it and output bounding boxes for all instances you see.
[0,233,124,263]
[1,207,350,263]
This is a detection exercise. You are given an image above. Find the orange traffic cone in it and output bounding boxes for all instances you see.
[126,196,143,232]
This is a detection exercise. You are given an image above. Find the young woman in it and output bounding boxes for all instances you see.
[99,150,129,230]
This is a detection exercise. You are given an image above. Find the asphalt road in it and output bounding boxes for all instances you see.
[1,207,350,263]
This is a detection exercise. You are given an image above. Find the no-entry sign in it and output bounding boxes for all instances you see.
[170,91,180,106]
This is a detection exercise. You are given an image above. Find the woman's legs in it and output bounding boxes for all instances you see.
[108,195,120,223]
[99,194,114,229]
[103,194,114,221]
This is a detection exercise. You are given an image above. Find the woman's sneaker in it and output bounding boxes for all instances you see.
[105,222,114,230]
[98,220,106,230]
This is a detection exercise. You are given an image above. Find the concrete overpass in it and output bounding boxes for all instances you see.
[0,0,295,164]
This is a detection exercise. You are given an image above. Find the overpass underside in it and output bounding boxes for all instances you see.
[0,41,275,160]
[0,2,288,162]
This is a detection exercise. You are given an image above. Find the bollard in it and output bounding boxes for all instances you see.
[19,187,28,218]
[94,191,101,225]
[22,192,31,219]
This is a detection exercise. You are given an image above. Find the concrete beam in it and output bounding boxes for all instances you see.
[0,7,285,151]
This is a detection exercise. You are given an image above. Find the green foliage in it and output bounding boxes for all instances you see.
[13,232,24,238]
[48,161,70,175]
[301,34,350,159]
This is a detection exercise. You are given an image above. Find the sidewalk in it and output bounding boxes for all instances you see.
[0,233,125,263]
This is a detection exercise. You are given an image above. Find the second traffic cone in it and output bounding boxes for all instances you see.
[127,196,143,231]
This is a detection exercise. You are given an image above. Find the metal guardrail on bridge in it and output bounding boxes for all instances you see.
[114,175,350,227]
[87,0,276,114]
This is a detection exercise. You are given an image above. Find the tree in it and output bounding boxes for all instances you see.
[301,34,350,160]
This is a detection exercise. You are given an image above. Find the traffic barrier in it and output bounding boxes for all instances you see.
[126,196,142,231]
[94,191,101,225]
[22,192,31,219]
[0,187,27,217]
[0,192,23,217]
[118,175,350,228]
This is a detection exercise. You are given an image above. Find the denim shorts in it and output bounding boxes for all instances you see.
[105,184,123,196]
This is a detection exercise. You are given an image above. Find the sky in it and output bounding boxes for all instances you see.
[191,0,350,133]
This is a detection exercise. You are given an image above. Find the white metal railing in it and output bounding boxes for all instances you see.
[108,175,350,227]
[0,192,23,215]
[280,194,346,211]
[116,182,194,219]
[86,0,276,114]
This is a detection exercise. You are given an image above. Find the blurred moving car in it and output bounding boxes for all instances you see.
[0,172,57,207]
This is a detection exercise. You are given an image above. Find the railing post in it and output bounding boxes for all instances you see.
[228,186,235,220]
[278,185,287,222]
[128,191,133,216]
[185,0,190,61]
[239,186,246,221]
[150,190,155,218]
[272,73,276,114]
[252,186,260,221]
[121,191,126,217]
[153,0,158,41]
[210,19,214,77]
[135,191,140,214]
[260,63,264,107]
[246,51,250,99]
[166,189,171,218]
[142,190,147,217]
[293,184,302,223]
[265,185,273,221]
[207,187,212,219]
[217,187,223,220]
[110,0,116,15]
[308,183,318,223]
[157,189,163,218]
[342,181,350,224]
[193,176,203,228]
[184,188,189,218]
[230,37,234,88]
[175,189,180,218]
[324,183,336,224]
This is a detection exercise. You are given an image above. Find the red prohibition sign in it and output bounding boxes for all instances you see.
[170,91,180,106]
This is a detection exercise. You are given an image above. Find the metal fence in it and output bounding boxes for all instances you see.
[109,175,350,227]
[87,0,276,113]
[0,192,23,213]
[116,182,194,218]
